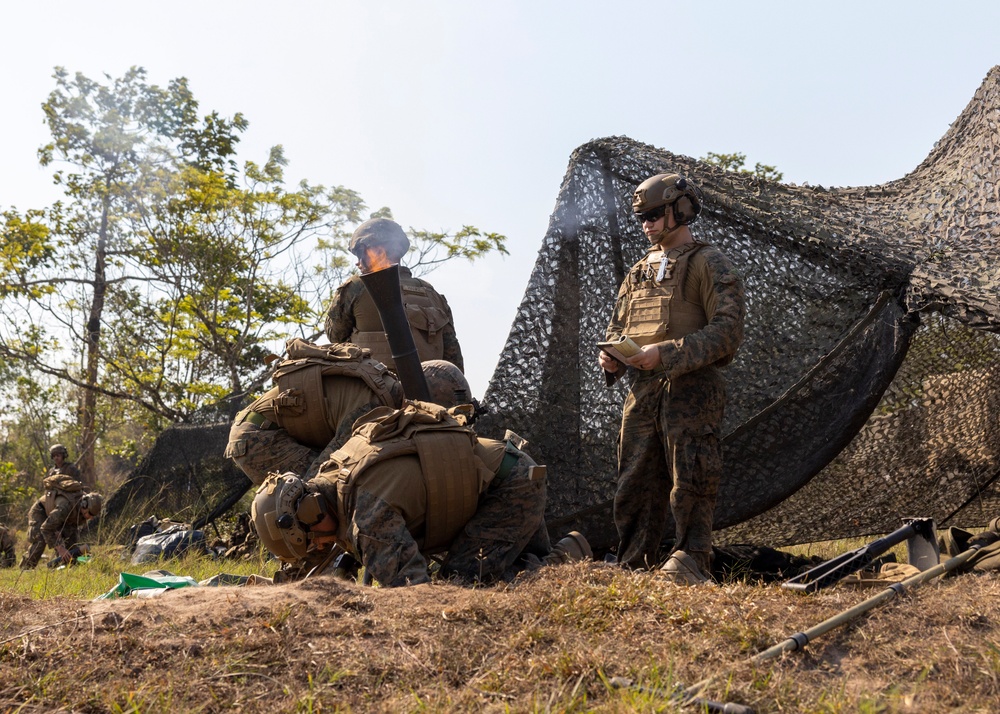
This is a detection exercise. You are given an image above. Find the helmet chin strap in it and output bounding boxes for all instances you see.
[652,222,686,247]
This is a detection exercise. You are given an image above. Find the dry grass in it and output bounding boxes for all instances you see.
[1,557,998,713]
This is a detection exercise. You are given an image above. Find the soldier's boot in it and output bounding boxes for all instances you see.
[659,550,711,585]
[543,531,593,566]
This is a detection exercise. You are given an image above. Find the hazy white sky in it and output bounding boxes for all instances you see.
[2,1,998,395]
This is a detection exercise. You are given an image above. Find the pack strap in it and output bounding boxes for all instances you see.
[497,441,522,480]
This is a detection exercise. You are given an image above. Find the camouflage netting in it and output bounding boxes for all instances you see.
[476,65,1000,550]
[103,423,250,530]
[108,67,1000,551]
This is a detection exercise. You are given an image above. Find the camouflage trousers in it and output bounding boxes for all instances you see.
[225,420,321,486]
[441,450,551,583]
[1,526,16,568]
[613,368,726,573]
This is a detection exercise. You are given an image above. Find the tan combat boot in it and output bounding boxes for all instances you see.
[543,531,593,565]
[659,550,711,585]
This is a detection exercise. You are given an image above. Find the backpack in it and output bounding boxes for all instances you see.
[268,339,400,448]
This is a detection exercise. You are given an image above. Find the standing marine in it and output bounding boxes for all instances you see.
[599,173,745,582]
[324,218,464,372]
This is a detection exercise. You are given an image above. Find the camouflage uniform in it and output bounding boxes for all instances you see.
[309,402,549,586]
[0,524,15,568]
[226,343,404,485]
[324,267,464,372]
[46,459,82,483]
[20,474,89,569]
[606,241,745,572]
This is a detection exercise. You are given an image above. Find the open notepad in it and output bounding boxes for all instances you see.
[597,335,642,364]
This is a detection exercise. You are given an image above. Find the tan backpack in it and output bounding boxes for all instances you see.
[41,473,85,515]
[268,339,401,448]
[321,401,488,551]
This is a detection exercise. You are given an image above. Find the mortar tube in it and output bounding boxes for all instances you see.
[754,544,983,663]
[359,264,431,402]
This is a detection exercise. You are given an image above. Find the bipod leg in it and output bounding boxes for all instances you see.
[781,517,936,593]
[756,544,981,663]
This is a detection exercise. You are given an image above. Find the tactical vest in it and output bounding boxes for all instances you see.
[41,473,85,515]
[623,242,709,346]
[321,401,488,552]
[265,339,401,449]
[349,276,453,366]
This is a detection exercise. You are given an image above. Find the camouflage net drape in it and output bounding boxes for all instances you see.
[476,66,1000,550]
[109,67,1000,550]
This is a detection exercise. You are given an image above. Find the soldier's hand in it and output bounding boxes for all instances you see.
[626,344,661,371]
[56,545,72,564]
[598,350,619,373]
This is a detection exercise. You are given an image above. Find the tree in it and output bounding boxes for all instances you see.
[0,67,506,484]
[702,151,783,182]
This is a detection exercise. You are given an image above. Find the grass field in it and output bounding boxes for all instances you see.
[2,537,998,713]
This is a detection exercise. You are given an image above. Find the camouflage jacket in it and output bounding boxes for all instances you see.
[323,267,464,371]
[46,461,82,482]
[606,242,746,380]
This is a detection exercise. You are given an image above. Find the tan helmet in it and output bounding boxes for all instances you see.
[80,492,103,517]
[421,360,472,408]
[632,173,703,225]
[49,444,69,458]
[251,473,330,563]
[348,218,411,261]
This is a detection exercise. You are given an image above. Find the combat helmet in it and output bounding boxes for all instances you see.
[348,218,411,261]
[251,473,329,563]
[421,360,473,408]
[49,443,69,458]
[80,492,103,517]
[632,173,704,226]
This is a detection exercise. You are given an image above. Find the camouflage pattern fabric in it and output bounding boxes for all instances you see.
[440,447,550,582]
[608,242,745,572]
[324,267,464,371]
[227,385,392,485]
[20,492,88,569]
[0,524,15,568]
[309,437,547,587]
[107,71,1000,547]
[614,370,727,572]
[225,420,320,486]
[46,460,82,484]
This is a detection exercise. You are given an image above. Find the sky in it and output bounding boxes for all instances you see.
[2,2,998,396]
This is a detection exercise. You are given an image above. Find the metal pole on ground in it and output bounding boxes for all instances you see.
[754,544,981,663]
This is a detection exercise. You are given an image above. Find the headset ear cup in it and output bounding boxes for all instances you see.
[674,196,694,224]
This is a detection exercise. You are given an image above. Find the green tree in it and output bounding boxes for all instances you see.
[702,151,783,182]
[0,67,506,483]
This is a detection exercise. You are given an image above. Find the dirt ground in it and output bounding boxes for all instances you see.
[2,563,999,713]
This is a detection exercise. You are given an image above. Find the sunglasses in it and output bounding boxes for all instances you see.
[636,206,666,223]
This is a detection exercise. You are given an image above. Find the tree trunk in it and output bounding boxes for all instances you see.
[79,201,109,489]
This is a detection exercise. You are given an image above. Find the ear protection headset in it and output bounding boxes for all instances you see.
[670,176,703,225]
